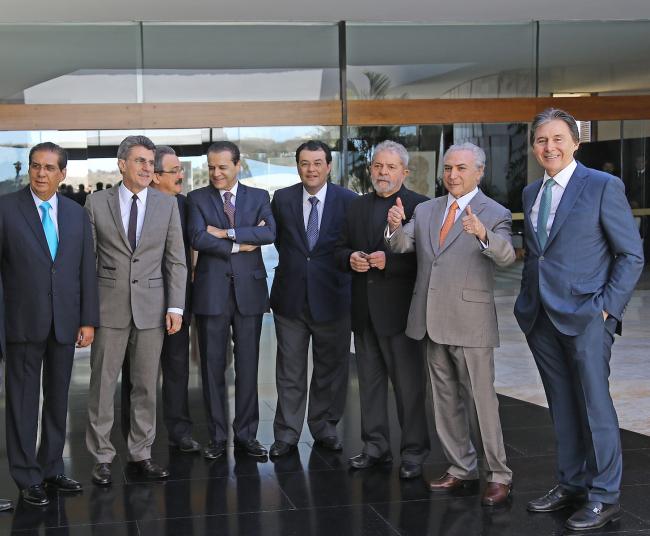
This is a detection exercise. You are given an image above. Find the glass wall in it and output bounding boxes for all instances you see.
[346,23,536,99]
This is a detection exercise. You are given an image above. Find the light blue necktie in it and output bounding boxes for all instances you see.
[306,196,320,250]
[536,178,556,249]
[40,201,58,260]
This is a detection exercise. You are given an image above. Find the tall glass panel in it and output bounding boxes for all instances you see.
[346,23,535,99]
[538,21,650,96]
[141,24,340,102]
[0,24,141,104]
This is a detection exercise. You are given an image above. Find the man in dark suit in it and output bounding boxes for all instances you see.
[0,281,15,512]
[515,109,644,531]
[0,142,99,506]
[121,146,199,453]
[269,140,356,457]
[187,141,276,460]
[334,140,430,479]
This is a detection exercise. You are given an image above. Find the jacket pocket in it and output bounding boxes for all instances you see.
[461,288,491,303]
[97,276,116,288]
[148,277,164,288]
[571,279,607,295]
[253,269,268,280]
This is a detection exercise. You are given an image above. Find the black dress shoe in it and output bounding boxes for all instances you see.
[314,436,343,451]
[234,439,268,457]
[0,498,13,512]
[203,440,227,460]
[270,440,297,458]
[91,463,112,486]
[348,452,393,469]
[565,501,621,531]
[128,459,169,479]
[399,461,422,479]
[44,474,82,492]
[21,485,49,506]
[171,437,201,453]
[527,484,585,512]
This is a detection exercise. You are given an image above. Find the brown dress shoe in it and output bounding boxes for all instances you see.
[427,473,477,492]
[482,482,512,506]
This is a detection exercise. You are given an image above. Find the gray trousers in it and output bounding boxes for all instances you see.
[273,310,351,444]
[354,328,430,463]
[86,323,164,463]
[426,339,512,484]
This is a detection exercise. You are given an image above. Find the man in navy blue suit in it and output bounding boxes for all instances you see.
[515,109,644,531]
[269,140,356,457]
[187,141,276,460]
[0,142,99,506]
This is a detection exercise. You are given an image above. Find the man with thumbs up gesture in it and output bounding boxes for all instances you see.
[387,142,516,506]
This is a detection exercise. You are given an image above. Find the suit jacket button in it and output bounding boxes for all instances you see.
[306,257,310,261]
[539,256,544,261]
[132,279,138,283]
[51,268,56,274]
[133,258,139,263]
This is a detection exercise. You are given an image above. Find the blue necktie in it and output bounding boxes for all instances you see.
[306,196,320,250]
[536,178,556,249]
[40,201,58,260]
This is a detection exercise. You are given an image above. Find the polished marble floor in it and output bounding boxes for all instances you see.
[1,264,649,535]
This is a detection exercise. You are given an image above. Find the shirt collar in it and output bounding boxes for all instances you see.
[447,186,479,213]
[30,188,58,210]
[119,182,148,204]
[219,180,239,199]
[303,182,327,205]
[543,160,577,189]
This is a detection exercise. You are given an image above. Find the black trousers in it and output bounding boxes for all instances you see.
[196,288,263,443]
[272,309,351,444]
[5,331,74,489]
[120,322,193,444]
[353,326,430,463]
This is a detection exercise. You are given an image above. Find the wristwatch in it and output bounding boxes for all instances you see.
[227,228,236,241]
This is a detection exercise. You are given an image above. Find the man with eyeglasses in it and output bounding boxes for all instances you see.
[120,146,200,454]
[0,142,99,506]
[268,140,356,458]
[85,136,187,485]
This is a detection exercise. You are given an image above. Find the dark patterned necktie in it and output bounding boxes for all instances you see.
[223,191,235,227]
[128,194,138,250]
[306,196,320,250]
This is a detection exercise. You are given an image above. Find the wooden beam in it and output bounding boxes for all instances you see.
[0,101,343,130]
[348,96,650,125]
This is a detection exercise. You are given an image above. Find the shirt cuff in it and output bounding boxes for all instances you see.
[384,224,397,240]
[479,238,489,249]
[231,243,240,253]
[167,308,183,316]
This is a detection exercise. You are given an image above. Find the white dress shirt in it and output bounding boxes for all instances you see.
[302,182,327,230]
[119,183,182,316]
[219,181,240,253]
[119,182,147,246]
[31,189,59,238]
[530,160,577,234]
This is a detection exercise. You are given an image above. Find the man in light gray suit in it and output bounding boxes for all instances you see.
[387,142,515,506]
[85,136,187,486]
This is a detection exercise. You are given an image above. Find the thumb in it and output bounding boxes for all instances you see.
[396,197,403,209]
[465,205,473,216]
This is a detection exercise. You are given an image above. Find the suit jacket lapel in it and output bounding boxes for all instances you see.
[545,164,588,249]
[137,188,159,252]
[429,196,446,255]
[17,187,51,261]
[315,184,335,251]
[291,185,309,251]
[233,183,247,228]
[108,187,133,252]
[55,194,70,262]
[524,179,543,253]
[208,186,229,229]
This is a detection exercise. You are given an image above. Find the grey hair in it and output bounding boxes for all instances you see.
[154,145,177,172]
[530,108,580,146]
[444,142,486,170]
[117,135,156,160]
[372,140,409,167]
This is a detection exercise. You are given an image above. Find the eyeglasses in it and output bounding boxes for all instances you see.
[129,157,155,167]
[30,162,60,173]
[156,167,184,175]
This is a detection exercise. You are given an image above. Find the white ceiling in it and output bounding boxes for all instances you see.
[2,0,650,24]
